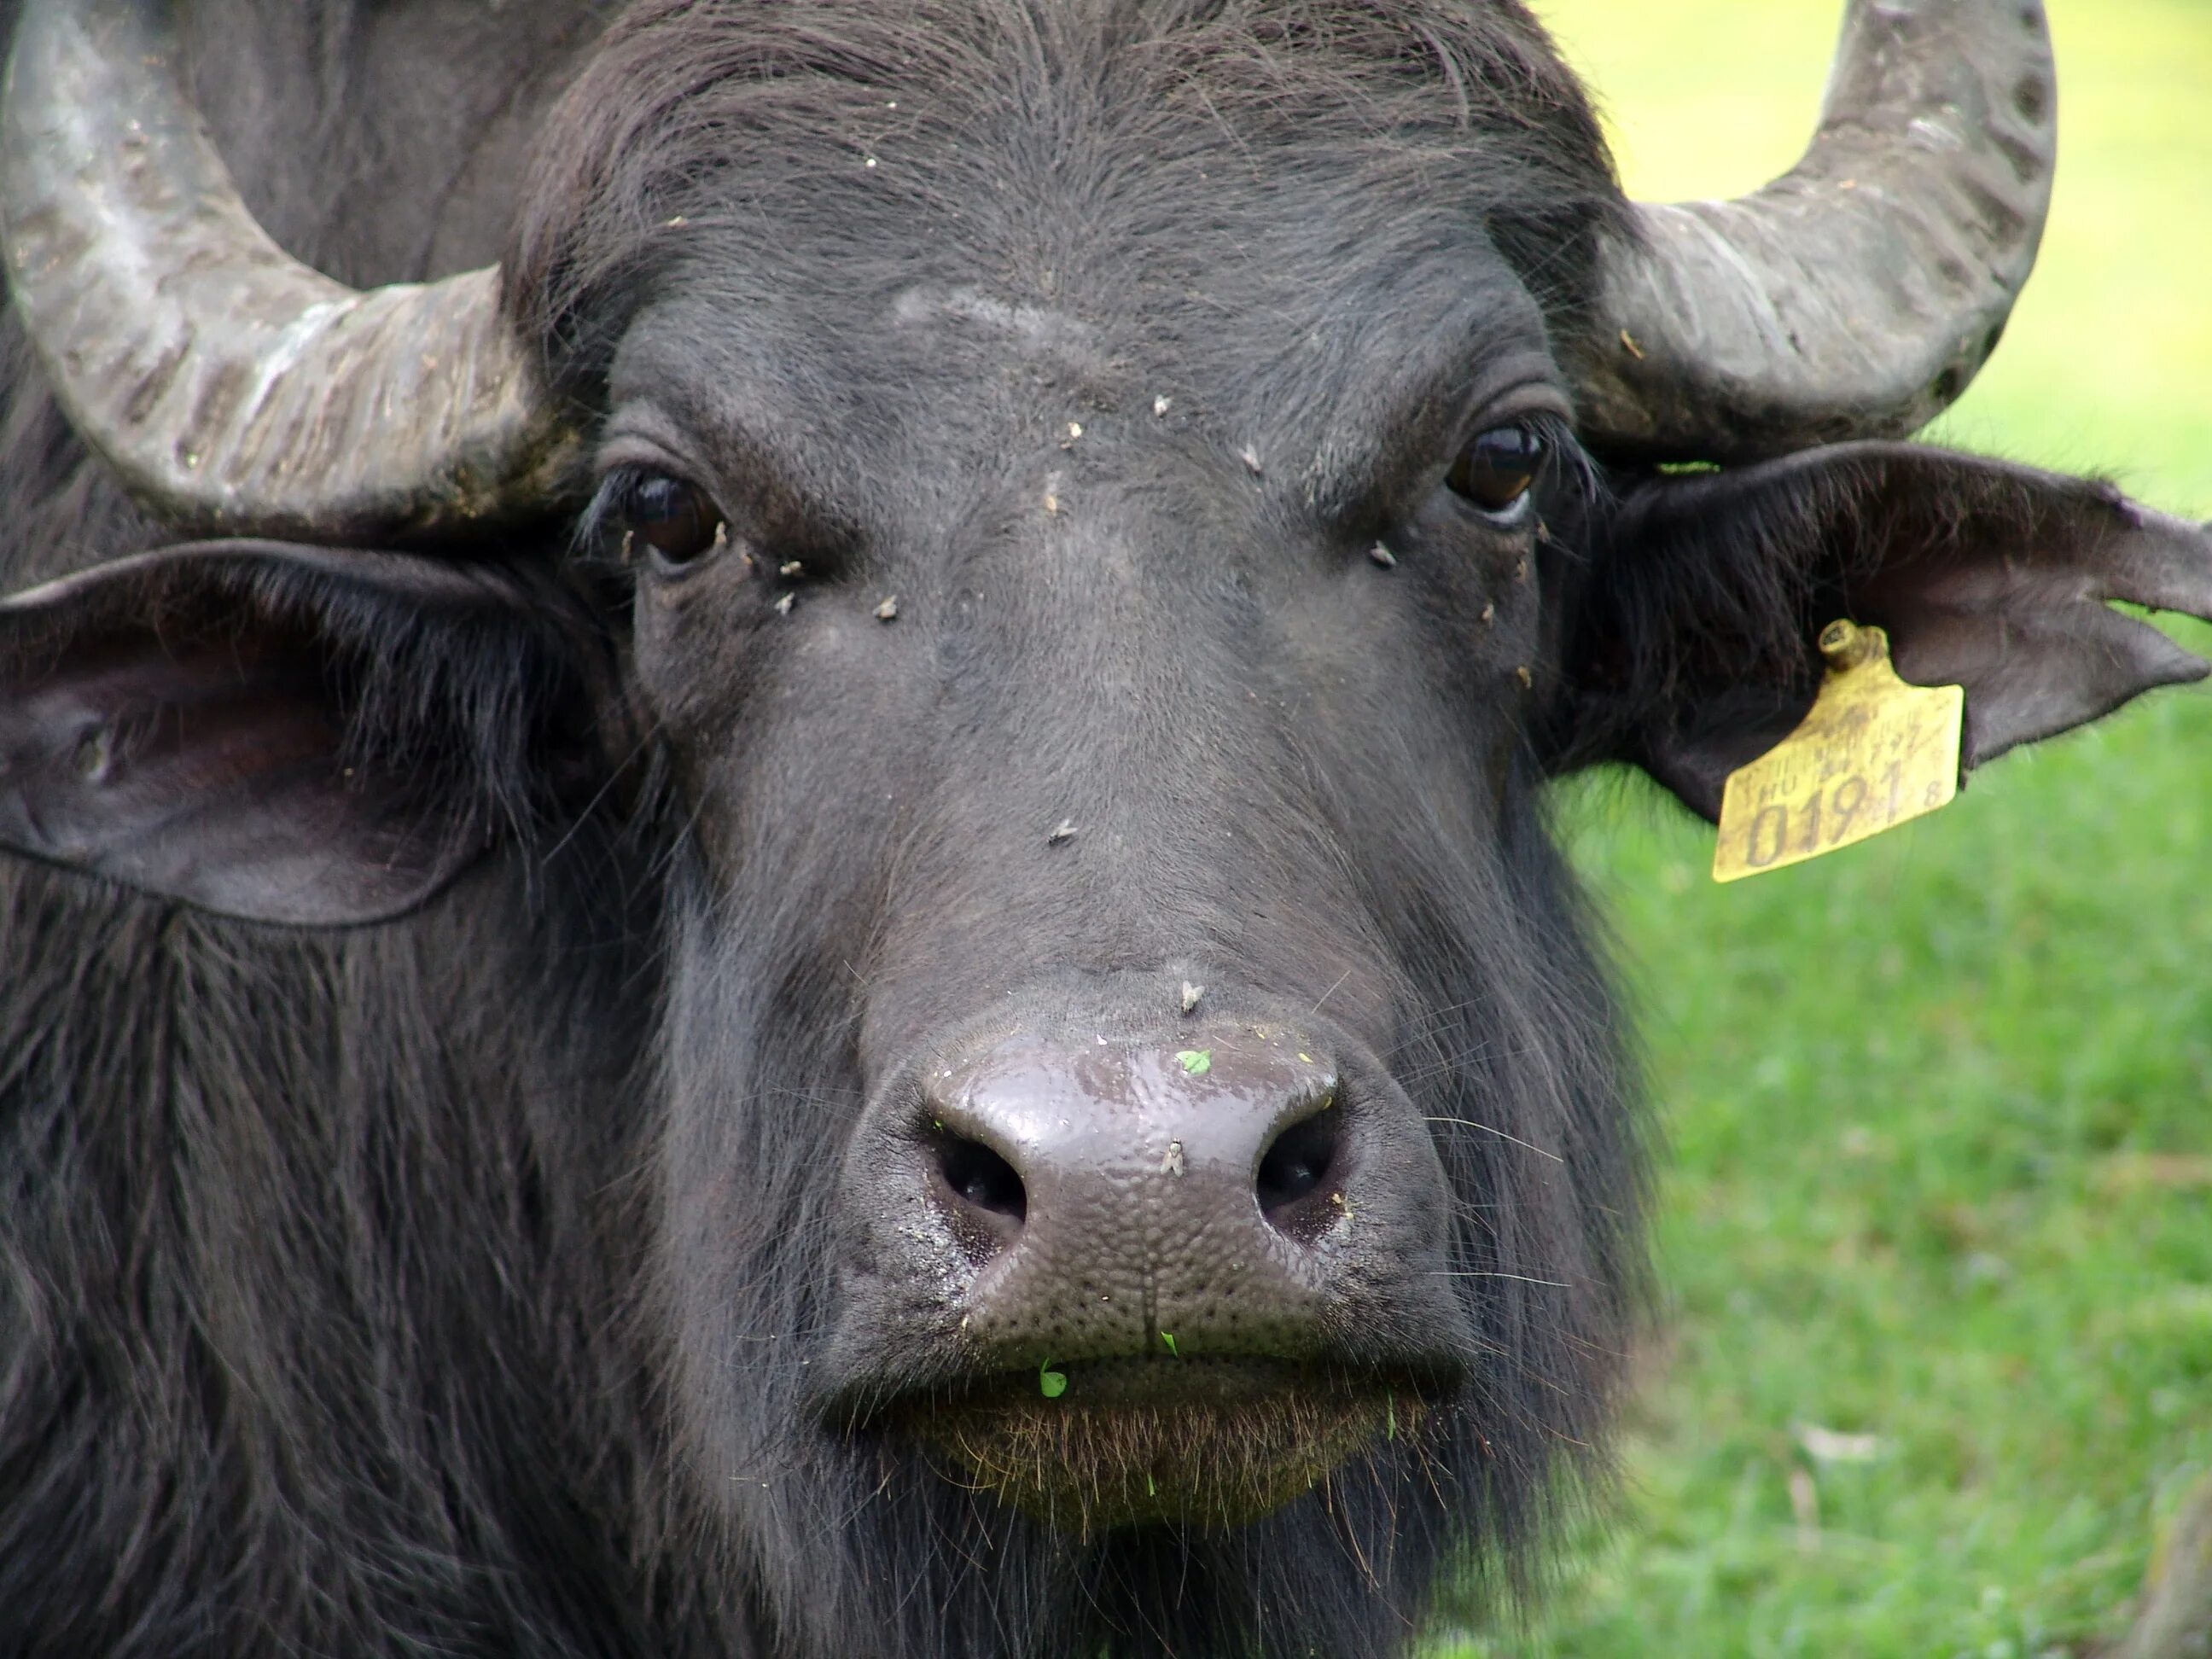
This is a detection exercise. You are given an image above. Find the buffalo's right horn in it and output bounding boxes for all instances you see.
[1575,0,2058,463]
[0,0,573,542]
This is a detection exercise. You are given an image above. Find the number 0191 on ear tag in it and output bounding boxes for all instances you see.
[1712,620,1964,883]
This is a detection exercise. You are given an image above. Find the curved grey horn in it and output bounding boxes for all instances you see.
[1574,0,2057,462]
[0,0,574,540]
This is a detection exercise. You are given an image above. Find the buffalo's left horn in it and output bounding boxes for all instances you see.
[1575,0,2058,462]
[0,0,573,541]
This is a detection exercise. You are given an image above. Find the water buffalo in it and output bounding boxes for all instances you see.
[1,1,2207,1654]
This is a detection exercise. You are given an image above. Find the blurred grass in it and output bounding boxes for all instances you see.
[1431,3,2212,1655]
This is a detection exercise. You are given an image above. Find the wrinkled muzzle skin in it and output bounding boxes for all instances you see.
[533,23,1647,1648]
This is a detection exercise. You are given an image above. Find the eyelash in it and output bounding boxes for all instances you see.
[1526,415,1595,499]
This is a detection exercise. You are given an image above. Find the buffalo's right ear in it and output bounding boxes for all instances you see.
[0,540,618,925]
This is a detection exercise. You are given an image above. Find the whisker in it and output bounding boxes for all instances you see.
[1422,1115,1563,1162]
[1308,967,1353,1016]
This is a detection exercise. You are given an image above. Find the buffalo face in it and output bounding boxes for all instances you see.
[498,6,1649,1551]
[590,94,1625,1542]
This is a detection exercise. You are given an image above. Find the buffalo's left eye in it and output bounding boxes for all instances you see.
[1448,425,1545,516]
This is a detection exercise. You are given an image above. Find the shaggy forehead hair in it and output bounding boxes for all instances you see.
[503,0,1628,381]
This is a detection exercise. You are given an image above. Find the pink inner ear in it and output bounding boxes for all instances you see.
[0,625,477,928]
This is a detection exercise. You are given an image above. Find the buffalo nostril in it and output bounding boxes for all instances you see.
[935,1132,1027,1224]
[1255,1107,1341,1231]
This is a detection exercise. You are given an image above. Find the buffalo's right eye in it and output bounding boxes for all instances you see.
[624,474,724,568]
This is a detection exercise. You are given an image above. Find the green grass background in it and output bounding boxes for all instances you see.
[1435,3,2212,1655]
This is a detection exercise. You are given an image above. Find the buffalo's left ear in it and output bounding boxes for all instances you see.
[1540,443,2212,819]
[0,539,618,925]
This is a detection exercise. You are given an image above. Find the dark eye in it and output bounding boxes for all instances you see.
[1447,425,1546,517]
[623,474,724,568]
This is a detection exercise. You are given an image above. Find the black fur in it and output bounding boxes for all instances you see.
[3,4,2205,1657]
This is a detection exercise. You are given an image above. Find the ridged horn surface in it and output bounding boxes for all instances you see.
[1575,0,2058,462]
[0,0,573,540]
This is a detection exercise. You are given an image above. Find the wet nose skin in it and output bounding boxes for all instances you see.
[928,1030,1342,1359]
[830,1021,1462,1383]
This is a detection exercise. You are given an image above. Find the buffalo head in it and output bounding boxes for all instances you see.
[3,1,2209,1652]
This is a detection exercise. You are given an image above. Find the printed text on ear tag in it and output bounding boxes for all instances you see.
[1712,620,1964,883]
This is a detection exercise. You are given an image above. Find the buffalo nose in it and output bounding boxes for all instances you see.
[928,1034,1342,1241]
[899,1028,1370,1360]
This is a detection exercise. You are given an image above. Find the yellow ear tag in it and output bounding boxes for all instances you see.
[1712,620,1963,883]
